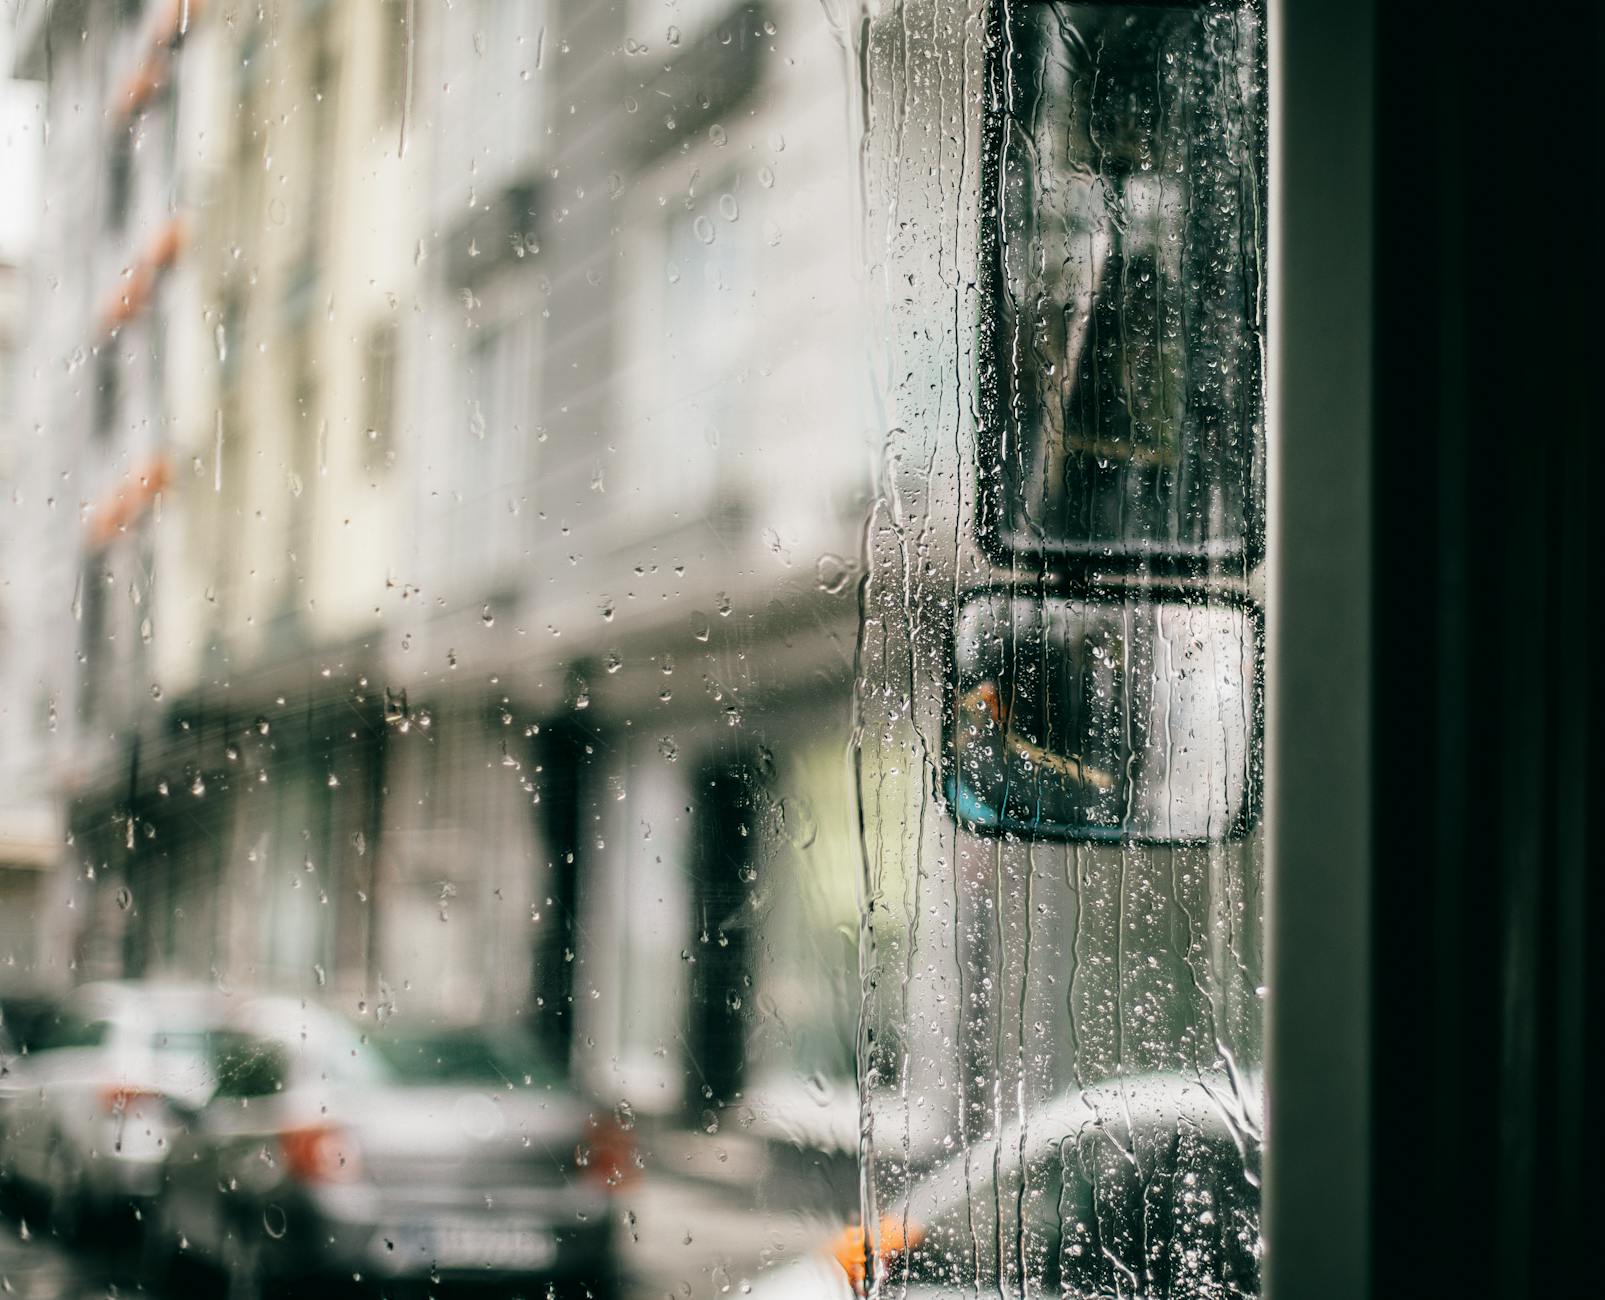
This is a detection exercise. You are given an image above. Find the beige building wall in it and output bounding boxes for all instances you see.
[191,1,422,672]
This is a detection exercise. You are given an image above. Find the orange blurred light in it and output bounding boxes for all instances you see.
[576,1113,638,1191]
[87,455,172,549]
[98,1084,165,1115]
[280,1124,362,1185]
[830,1217,925,1292]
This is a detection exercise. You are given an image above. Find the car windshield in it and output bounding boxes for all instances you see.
[368,1026,558,1089]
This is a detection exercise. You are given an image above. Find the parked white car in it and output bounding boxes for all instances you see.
[0,980,225,1235]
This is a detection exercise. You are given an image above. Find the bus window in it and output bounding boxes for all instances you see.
[946,1,1267,843]
[985,1,1266,570]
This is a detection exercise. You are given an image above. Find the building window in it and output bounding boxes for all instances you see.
[378,0,411,124]
[447,315,534,581]
[77,561,108,721]
[105,125,133,232]
[624,173,754,525]
[363,321,398,471]
[434,0,544,195]
[93,345,120,442]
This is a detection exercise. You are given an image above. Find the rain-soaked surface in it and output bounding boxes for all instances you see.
[0,2,1264,1297]
[852,2,1265,1295]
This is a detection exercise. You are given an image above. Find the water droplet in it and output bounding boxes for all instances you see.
[149,683,163,700]
[781,796,818,850]
[614,1099,636,1130]
[115,886,133,911]
[718,193,738,221]
[481,604,495,627]
[815,553,853,594]
[709,123,728,148]
[666,24,681,46]
[658,736,678,762]
[263,1205,288,1240]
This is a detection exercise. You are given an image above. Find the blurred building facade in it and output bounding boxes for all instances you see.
[0,22,54,979]
[8,0,866,1152]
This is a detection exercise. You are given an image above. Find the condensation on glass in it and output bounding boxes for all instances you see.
[854,2,1267,1296]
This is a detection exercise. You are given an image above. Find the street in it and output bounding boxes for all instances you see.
[0,1166,834,1300]
[0,1208,147,1300]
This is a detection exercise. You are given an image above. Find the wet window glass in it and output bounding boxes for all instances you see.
[0,2,1265,1298]
[857,1,1266,1297]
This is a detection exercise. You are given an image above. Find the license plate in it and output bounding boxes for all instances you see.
[377,1222,557,1272]
[429,1223,556,1270]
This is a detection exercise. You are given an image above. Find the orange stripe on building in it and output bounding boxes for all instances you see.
[111,0,209,120]
[87,455,173,549]
[97,217,187,334]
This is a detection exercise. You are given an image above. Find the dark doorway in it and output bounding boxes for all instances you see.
[531,718,590,1067]
[685,761,759,1113]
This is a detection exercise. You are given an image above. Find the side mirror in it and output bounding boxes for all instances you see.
[944,589,1260,843]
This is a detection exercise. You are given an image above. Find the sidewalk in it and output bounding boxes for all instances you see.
[614,1168,837,1299]
[614,1125,853,1299]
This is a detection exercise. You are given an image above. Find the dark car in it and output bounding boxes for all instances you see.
[148,997,627,1297]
